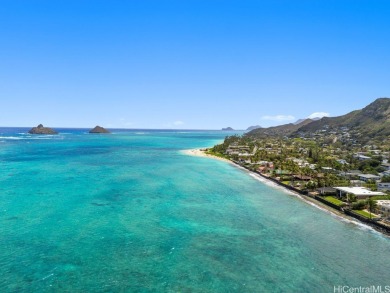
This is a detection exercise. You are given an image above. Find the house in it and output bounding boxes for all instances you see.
[334,187,385,199]
[316,187,336,195]
[378,182,390,192]
[354,154,371,161]
[358,174,381,182]
[350,180,365,187]
[339,170,362,179]
[376,200,390,218]
[293,174,312,181]
[321,167,334,173]
[382,170,390,176]
[381,163,390,171]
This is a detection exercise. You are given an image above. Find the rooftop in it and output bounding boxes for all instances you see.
[334,187,385,197]
[359,174,380,178]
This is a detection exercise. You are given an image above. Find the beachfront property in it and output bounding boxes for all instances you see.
[376,200,390,218]
[334,187,385,199]
[316,187,337,195]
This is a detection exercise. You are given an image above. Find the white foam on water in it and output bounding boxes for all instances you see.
[0,136,64,140]
[0,136,24,140]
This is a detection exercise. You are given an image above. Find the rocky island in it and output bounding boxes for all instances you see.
[28,124,58,134]
[222,127,234,131]
[246,125,262,131]
[89,126,111,134]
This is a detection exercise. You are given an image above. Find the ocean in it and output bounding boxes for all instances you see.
[0,128,389,292]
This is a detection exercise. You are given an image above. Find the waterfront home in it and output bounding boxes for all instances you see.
[293,174,312,181]
[376,200,390,218]
[358,174,381,182]
[334,187,385,199]
[316,187,337,195]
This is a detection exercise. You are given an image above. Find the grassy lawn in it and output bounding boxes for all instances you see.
[324,196,345,206]
[353,210,377,219]
[371,195,390,200]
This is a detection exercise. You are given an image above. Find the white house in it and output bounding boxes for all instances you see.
[358,174,381,182]
[381,163,390,171]
[376,200,390,218]
[378,182,390,192]
[354,154,371,161]
[334,187,385,199]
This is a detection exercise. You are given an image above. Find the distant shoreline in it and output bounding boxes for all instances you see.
[183,148,389,237]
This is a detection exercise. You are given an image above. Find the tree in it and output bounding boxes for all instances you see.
[305,180,318,191]
[351,200,366,210]
[366,198,378,219]
[382,175,390,183]
[347,193,356,203]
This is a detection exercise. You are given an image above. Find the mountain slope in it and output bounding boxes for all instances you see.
[294,98,390,141]
[246,125,262,131]
[247,119,314,138]
[247,98,390,143]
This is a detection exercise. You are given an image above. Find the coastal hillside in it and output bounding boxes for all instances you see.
[247,98,390,143]
[246,125,262,131]
[293,98,390,142]
[247,118,314,138]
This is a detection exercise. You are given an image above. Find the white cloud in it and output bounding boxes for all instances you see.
[307,112,330,119]
[173,120,184,126]
[261,115,295,121]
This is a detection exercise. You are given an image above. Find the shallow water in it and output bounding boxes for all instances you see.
[0,128,389,292]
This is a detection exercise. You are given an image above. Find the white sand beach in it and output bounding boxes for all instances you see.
[181,148,233,164]
[182,148,383,235]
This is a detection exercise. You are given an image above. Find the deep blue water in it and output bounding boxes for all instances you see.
[0,128,389,292]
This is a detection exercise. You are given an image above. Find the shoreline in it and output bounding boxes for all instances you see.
[181,148,234,164]
[183,148,390,237]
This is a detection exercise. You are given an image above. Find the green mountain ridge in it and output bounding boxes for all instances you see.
[247,118,314,138]
[247,98,390,143]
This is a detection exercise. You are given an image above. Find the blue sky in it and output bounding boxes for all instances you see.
[0,0,389,129]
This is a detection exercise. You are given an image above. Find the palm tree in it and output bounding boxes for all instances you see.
[366,198,378,220]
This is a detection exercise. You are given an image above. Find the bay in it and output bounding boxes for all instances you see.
[0,128,389,292]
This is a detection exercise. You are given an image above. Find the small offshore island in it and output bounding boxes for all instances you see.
[203,98,390,235]
[89,125,111,134]
[28,124,58,134]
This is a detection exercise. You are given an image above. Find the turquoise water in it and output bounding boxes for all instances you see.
[0,128,389,292]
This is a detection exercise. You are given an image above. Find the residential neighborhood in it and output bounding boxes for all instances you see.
[209,134,390,228]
